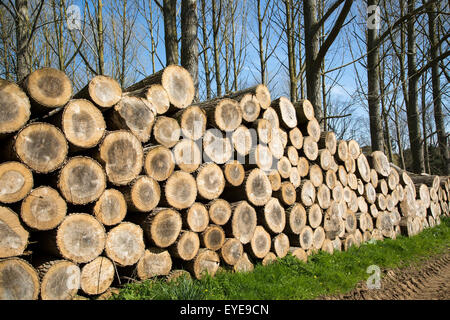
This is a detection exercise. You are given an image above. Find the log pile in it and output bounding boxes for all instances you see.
[0,65,449,300]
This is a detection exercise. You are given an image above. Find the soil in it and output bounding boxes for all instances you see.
[320,250,450,300]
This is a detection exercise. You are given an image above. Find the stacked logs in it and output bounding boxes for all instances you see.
[0,66,449,300]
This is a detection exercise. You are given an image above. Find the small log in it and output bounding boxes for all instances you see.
[223,161,245,187]
[127,84,170,115]
[21,186,67,231]
[248,144,273,171]
[137,248,172,280]
[152,116,180,148]
[324,203,345,239]
[53,99,106,149]
[309,164,323,187]
[370,168,379,187]
[245,225,271,259]
[344,157,356,174]
[356,178,365,195]
[336,140,348,163]
[294,99,314,123]
[376,194,387,211]
[208,199,232,225]
[343,186,352,203]
[228,201,257,244]
[172,139,202,173]
[287,146,299,166]
[258,197,286,234]
[299,179,316,207]
[347,172,358,190]
[271,97,297,129]
[136,208,182,248]
[344,234,355,251]
[377,179,388,196]
[0,206,29,258]
[289,247,307,262]
[345,211,357,233]
[285,203,307,235]
[301,118,321,142]
[299,226,314,250]
[356,153,371,183]
[367,151,391,177]
[332,182,344,202]
[357,196,368,213]
[220,238,243,266]
[174,105,206,140]
[105,222,145,266]
[262,252,277,265]
[307,204,323,228]
[35,259,80,300]
[201,225,225,251]
[10,122,68,174]
[253,118,272,144]
[388,169,400,190]
[297,157,309,177]
[364,183,377,204]
[0,258,39,300]
[169,231,200,261]
[325,170,337,189]
[125,65,195,110]
[236,94,261,122]
[163,171,197,209]
[21,67,72,111]
[187,249,220,279]
[223,84,271,110]
[196,163,225,200]
[58,156,106,205]
[274,158,290,182]
[144,145,175,181]
[203,129,233,164]
[268,132,284,159]
[93,189,127,226]
[416,184,431,208]
[347,140,360,160]
[80,256,115,295]
[272,233,289,258]
[289,166,301,188]
[122,176,160,212]
[376,212,394,238]
[331,237,342,252]
[97,130,143,186]
[313,227,326,250]
[318,131,337,155]
[233,252,254,273]
[107,96,155,143]
[273,181,296,206]
[317,184,331,209]
[288,127,303,149]
[0,79,31,135]
[52,213,106,264]
[268,170,282,191]
[318,149,332,171]
[75,75,121,110]
[262,107,280,131]
[237,168,272,207]
[0,161,33,204]
[183,202,209,232]
[321,239,334,254]
[301,136,319,161]
[232,125,253,157]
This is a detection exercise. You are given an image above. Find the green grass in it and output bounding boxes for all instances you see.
[111,217,450,300]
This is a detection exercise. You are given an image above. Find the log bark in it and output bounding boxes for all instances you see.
[271,97,297,129]
[74,75,122,110]
[294,99,314,123]
[21,186,67,231]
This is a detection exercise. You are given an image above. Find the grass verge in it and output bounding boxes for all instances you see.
[112,217,450,300]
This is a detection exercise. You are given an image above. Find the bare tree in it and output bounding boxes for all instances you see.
[181,0,199,101]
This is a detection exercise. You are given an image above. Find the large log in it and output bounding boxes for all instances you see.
[208,199,232,226]
[8,122,68,174]
[144,145,175,181]
[121,176,160,212]
[199,98,242,132]
[203,129,233,164]
[105,222,145,267]
[36,259,80,300]
[97,130,143,186]
[186,249,220,279]
[21,186,67,231]
[107,96,155,143]
[58,156,106,205]
[0,161,33,204]
[285,203,307,235]
[0,206,29,258]
[126,84,170,115]
[294,99,314,123]
[271,97,297,129]
[183,202,209,232]
[368,151,391,177]
[74,75,122,110]
[223,84,271,110]
[162,171,197,209]
[220,238,243,266]
[0,79,31,135]
[228,201,257,244]
[196,163,225,200]
[245,225,271,259]
[0,258,40,300]
[21,67,72,112]
[152,116,181,148]
[125,65,195,110]
[258,197,286,234]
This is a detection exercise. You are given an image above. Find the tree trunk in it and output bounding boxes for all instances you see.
[15,0,30,81]
[163,0,178,65]
[181,0,199,101]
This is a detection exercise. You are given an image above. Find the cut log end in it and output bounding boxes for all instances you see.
[93,189,127,226]
[0,161,33,204]
[245,168,272,206]
[0,79,31,135]
[178,105,207,140]
[231,201,257,244]
[164,171,197,209]
[0,206,29,258]
[105,222,145,266]
[170,231,200,261]
[188,249,220,279]
[37,259,80,300]
[161,65,195,109]
[220,238,243,266]
[0,258,39,300]
[153,116,181,148]
[137,248,172,280]
[208,199,232,225]
[197,163,225,200]
[172,139,201,173]
[201,225,226,251]
[126,176,161,212]
[80,257,115,295]
[185,202,209,232]
[224,161,245,187]
[144,145,175,181]
[239,94,261,122]
[247,226,271,259]
[76,75,122,109]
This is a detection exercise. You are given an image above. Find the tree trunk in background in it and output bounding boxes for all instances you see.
[406,0,424,173]
[181,0,199,102]
[394,103,406,170]
[284,0,297,102]
[97,0,105,75]
[212,0,221,96]
[298,9,304,100]
[380,43,392,161]
[427,2,449,175]
[163,0,178,66]
[200,0,212,99]
[15,0,30,81]
[303,0,322,123]
[257,0,266,85]
[366,0,384,153]
[421,72,430,174]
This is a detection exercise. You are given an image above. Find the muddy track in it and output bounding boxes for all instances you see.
[320,250,450,300]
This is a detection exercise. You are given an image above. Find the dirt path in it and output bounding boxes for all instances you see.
[320,250,450,300]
